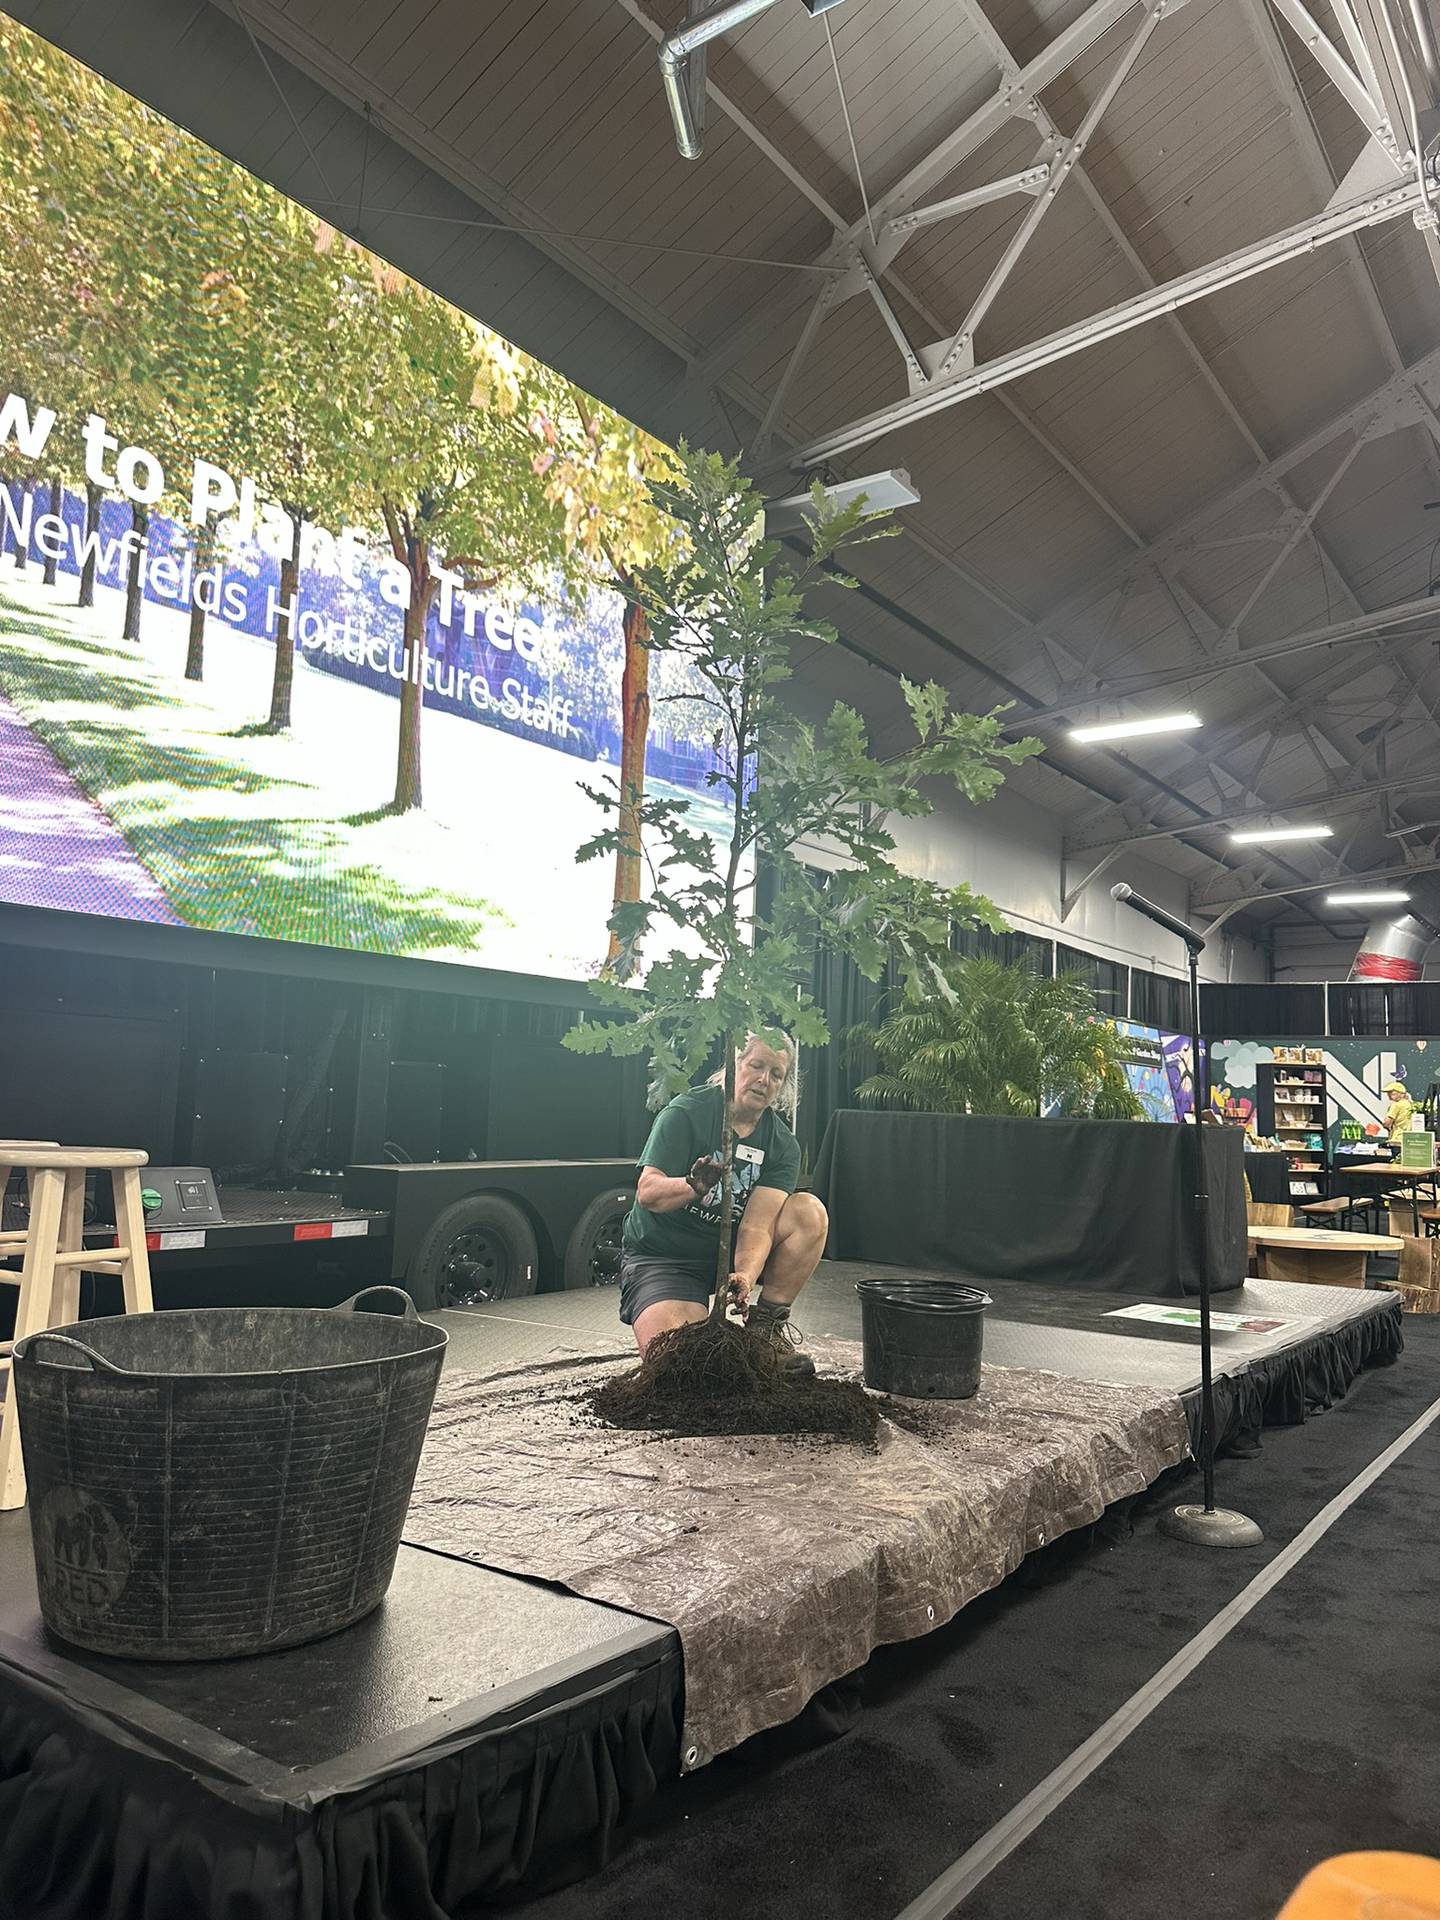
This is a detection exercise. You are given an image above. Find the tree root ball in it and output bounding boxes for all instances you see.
[586,1319,879,1445]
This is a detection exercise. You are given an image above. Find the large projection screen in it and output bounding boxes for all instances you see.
[0,17,736,985]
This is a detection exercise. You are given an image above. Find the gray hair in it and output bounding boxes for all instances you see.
[707,1031,800,1121]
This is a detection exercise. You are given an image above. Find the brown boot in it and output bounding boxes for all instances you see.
[748,1299,816,1377]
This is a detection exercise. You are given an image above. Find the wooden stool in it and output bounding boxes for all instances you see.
[0,1139,63,1301]
[0,1147,154,1510]
[0,1141,60,1246]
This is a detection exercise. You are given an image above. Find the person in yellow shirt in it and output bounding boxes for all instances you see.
[1383,1080,1416,1145]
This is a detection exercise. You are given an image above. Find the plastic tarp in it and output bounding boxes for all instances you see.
[404,1340,1191,1768]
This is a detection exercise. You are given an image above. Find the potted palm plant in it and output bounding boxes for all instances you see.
[856,956,1143,1119]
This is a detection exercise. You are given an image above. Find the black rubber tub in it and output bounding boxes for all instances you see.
[855,1276,991,1399]
[11,1287,446,1661]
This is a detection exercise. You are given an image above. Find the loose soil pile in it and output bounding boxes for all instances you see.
[586,1319,880,1445]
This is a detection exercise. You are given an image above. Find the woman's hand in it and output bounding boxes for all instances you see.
[687,1154,725,1197]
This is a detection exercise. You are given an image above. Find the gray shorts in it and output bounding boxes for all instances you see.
[618,1252,716,1326]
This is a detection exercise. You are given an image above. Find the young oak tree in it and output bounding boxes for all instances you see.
[565,447,1043,1322]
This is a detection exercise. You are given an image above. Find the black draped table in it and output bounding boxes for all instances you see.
[1242,1150,1292,1206]
[813,1111,1246,1298]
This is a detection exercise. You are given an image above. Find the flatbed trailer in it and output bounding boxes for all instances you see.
[59,1159,636,1312]
[344,1158,635,1308]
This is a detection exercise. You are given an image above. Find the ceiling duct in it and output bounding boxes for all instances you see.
[660,0,849,158]
[1348,909,1440,981]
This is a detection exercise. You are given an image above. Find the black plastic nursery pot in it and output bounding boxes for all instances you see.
[855,1276,991,1400]
[11,1286,446,1661]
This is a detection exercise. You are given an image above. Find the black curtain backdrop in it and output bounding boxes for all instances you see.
[814,1112,1247,1297]
[796,941,891,1171]
[1200,984,1326,1037]
[1328,981,1440,1036]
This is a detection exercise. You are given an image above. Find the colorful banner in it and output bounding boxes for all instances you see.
[1114,1020,1200,1122]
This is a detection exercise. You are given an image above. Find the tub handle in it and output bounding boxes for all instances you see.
[334,1285,419,1320]
[14,1331,130,1373]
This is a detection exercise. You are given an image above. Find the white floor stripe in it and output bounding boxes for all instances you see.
[440,1306,626,1340]
[894,1389,1440,1920]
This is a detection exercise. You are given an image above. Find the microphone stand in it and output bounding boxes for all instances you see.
[1156,936,1264,1549]
[1110,885,1263,1549]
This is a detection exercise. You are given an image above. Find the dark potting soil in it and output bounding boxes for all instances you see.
[585,1320,881,1446]
[874,1398,959,1443]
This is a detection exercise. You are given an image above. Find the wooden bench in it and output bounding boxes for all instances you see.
[1298,1195,1377,1232]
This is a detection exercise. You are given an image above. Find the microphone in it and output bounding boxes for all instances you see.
[1111,881,1206,953]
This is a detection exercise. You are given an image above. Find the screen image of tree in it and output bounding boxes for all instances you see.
[0,18,736,982]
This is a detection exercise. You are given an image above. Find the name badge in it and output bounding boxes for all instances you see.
[735,1143,764,1165]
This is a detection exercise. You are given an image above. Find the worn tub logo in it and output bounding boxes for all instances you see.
[37,1487,131,1613]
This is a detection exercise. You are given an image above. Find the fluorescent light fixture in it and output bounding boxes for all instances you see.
[764,469,919,534]
[1069,712,1202,744]
[1323,891,1411,905]
[1230,824,1334,845]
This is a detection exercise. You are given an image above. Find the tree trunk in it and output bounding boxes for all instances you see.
[710,1037,738,1321]
[77,483,101,608]
[185,514,217,681]
[392,567,437,815]
[267,509,305,730]
[12,477,32,573]
[41,475,60,587]
[122,502,148,640]
[604,592,651,978]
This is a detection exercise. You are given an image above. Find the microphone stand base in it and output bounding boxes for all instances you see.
[1159,1503,1265,1549]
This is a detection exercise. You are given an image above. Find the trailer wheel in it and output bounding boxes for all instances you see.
[563,1187,634,1290]
[406,1196,539,1311]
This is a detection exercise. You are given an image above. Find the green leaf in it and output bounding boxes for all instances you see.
[900,677,948,742]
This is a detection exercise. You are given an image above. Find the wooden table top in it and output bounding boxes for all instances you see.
[1337,1161,1435,1180]
[1247,1225,1403,1252]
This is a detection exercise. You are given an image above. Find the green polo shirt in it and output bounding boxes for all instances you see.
[622,1084,801,1266]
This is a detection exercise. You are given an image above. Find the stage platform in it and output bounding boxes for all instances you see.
[434,1259,1404,1454]
[0,1264,1402,1920]
[0,1514,683,1920]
